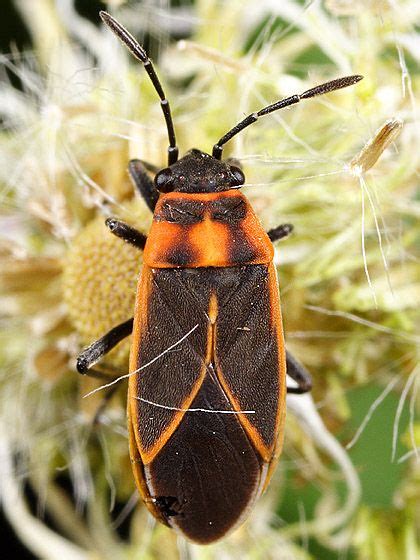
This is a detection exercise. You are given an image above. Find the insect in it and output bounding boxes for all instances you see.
[77,11,363,544]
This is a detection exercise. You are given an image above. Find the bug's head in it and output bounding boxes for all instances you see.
[154,149,245,194]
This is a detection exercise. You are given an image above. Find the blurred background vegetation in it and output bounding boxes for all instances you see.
[0,1,418,559]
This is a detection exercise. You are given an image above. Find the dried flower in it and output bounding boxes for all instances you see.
[0,1,418,559]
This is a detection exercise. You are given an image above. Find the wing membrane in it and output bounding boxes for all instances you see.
[214,263,286,460]
[129,266,210,462]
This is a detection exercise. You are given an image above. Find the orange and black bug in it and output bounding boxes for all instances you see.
[77,11,363,544]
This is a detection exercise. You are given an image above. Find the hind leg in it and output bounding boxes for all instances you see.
[286,351,313,394]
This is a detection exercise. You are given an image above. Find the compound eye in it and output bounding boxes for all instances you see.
[229,166,245,187]
[154,168,174,192]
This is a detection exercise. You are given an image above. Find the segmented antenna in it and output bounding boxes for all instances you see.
[212,75,363,160]
[100,11,179,165]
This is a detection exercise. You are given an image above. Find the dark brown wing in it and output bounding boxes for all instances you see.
[128,265,209,464]
[128,265,268,543]
[214,263,287,463]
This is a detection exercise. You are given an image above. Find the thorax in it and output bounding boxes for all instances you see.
[143,191,273,268]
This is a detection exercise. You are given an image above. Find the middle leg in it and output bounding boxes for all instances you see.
[267,223,294,242]
[105,218,147,250]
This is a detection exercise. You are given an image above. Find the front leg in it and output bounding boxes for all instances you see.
[129,159,160,212]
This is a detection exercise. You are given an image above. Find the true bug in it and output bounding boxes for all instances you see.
[77,11,363,544]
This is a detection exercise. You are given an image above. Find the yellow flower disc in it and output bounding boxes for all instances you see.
[62,204,146,366]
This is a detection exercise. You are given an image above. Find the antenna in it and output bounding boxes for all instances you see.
[212,75,363,160]
[100,11,179,166]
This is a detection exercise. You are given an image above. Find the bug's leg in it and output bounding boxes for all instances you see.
[267,223,294,242]
[129,159,160,212]
[286,351,313,394]
[77,318,134,378]
[105,218,147,250]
